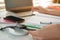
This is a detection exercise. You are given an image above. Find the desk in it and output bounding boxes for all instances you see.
[0,9,60,29]
[0,9,60,40]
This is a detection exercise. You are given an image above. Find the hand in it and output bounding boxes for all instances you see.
[32,6,47,13]
[32,6,60,16]
[29,24,60,40]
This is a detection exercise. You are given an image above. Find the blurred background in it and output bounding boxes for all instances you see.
[0,0,60,11]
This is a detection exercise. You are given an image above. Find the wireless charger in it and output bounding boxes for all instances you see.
[5,28,28,36]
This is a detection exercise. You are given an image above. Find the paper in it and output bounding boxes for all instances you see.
[24,11,60,28]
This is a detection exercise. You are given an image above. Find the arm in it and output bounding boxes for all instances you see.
[45,9,60,16]
[32,6,60,16]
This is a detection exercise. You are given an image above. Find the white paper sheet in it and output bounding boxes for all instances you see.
[24,11,60,28]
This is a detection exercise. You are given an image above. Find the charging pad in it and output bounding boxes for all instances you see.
[0,30,33,40]
[5,28,28,36]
